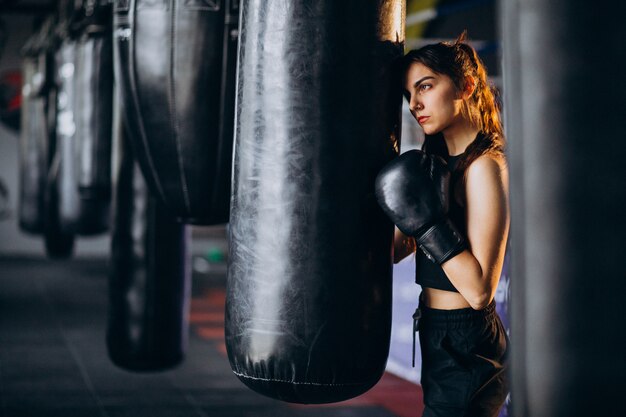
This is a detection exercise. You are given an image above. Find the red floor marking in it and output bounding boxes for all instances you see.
[216,341,227,355]
[203,288,226,306]
[191,288,424,417]
[288,398,375,409]
[358,372,423,417]
[189,311,225,324]
[190,291,225,311]
[196,326,225,340]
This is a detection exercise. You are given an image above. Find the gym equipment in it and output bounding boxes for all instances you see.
[225,0,405,403]
[72,0,115,234]
[375,150,466,264]
[18,33,48,234]
[107,108,191,371]
[113,0,239,224]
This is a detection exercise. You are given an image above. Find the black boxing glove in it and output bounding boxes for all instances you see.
[375,149,467,264]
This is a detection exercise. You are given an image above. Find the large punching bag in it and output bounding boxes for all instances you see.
[107,105,191,371]
[225,0,405,404]
[113,0,239,225]
[73,0,114,234]
[502,1,626,416]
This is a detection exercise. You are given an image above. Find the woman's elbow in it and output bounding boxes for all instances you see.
[468,292,491,310]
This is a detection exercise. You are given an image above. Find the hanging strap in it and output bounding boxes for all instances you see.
[412,306,421,367]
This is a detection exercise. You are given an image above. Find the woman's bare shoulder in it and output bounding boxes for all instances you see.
[464,153,509,203]
[466,153,508,183]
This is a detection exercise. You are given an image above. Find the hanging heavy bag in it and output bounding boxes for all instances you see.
[44,152,75,258]
[53,30,83,235]
[225,0,404,404]
[112,0,239,225]
[106,106,191,371]
[18,38,47,234]
[73,0,114,234]
[18,16,57,235]
[40,13,76,258]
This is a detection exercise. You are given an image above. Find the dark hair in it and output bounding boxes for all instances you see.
[400,32,505,184]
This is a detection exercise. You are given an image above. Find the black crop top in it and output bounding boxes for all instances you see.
[415,152,465,292]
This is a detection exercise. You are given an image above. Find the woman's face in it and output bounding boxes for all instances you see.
[403,62,464,136]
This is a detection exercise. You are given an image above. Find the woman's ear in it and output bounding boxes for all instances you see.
[462,75,477,99]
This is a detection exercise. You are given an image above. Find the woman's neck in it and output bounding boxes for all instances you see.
[442,122,480,156]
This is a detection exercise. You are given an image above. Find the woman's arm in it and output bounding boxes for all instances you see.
[394,227,416,264]
[440,154,509,310]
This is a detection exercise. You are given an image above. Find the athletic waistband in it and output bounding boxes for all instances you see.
[418,300,497,330]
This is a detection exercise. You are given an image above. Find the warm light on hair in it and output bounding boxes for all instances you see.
[399,31,506,181]
[377,0,406,43]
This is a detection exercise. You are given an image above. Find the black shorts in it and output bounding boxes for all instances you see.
[418,300,509,417]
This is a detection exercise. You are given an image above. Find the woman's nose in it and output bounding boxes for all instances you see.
[410,96,422,112]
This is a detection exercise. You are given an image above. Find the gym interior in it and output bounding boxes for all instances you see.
[0,1,623,416]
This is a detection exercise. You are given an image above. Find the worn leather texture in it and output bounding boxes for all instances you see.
[113,0,238,225]
[74,4,114,209]
[225,0,404,404]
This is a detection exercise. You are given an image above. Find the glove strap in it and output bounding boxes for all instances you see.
[416,218,467,264]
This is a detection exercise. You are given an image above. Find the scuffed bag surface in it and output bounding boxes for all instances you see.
[225,0,405,404]
[113,0,237,225]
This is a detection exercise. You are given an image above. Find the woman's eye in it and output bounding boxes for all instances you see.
[419,84,431,92]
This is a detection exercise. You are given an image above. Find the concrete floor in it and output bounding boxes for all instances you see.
[0,257,423,417]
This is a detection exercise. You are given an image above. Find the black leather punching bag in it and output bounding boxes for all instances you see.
[18,33,48,234]
[107,107,191,371]
[502,1,626,416]
[113,0,239,225]
[54,24,82,235]
[225,0,405,404]
[73,0,114,234]
[38,11,76,258]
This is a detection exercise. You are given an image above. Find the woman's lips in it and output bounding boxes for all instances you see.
[417,116,429,124]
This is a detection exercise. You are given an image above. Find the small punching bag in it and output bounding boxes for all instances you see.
[225,0,405,404]
[107,106,191,371]
[112,0,239,224]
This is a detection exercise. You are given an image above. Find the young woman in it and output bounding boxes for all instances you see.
[376,33,509,417]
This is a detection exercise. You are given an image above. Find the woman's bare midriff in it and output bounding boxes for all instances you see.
[421,287,472,309]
